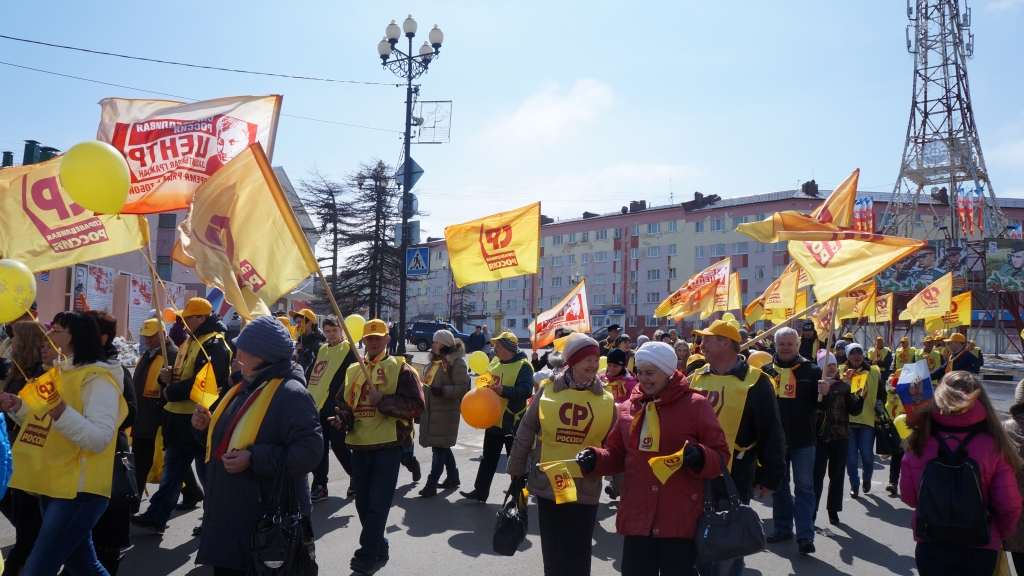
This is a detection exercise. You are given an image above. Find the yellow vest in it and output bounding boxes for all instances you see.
[885,391,905,420]
[166,332,227,415]
[971,348,982,359]
[307,341,351,410]
[479,356,531,429]
[205,377,285,462]
[537,385,615,464]
[343,355,406,446]
[690,366,762,469]
[841,363,880,426]
[868,347,891,365]
[917,349,942,372]
[10,365,127,499]
[894,346,916,370]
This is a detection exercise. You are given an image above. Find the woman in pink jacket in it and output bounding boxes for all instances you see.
[900,371,1023,576]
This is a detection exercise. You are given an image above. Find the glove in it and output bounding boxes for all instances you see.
[682,445,705,469]
[575,449,597,474]
[430,385,444,397]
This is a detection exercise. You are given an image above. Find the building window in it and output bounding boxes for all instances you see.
[568,233,576,244]
[614,227,622,239]
[506,299,517,309]
[774,241,787,252]
[632,225,640,236]
[613,294,622,305]
[628,316,637,327]
[645,246,659,258]
[630,271,638,282]
[550,297,559,307]
[630,293,638,304]
[668,244,677,255]
[668,268,677,279]
[552,235,563,245]
[756,213,767,221]
[537,278,544,288]
[915,215,922,228]
[739,268,749,280]
[507,280,518,290]
[582,253,589,264]
[595,273,607,284]
[581,231,589,242]
[482,300,488,310]
[595,229,607,240]
[434,286,443,295]
[550,277,562,287]
[631,248,639,259]
[158,214,177,229]
[648,223,661,234]
[433,303,441,311]
[711,244,726,257]
[711,219,725,232]
[754,243,766,253]
[773,265,786,279]
[595,251,607,262]
[695,245,705,258]
[733,242,748,255]
[551,256,562,266]
[568,254,576,264]
[647,269,660,280]
[495,300,501,310]
[507,318,517,328]
[646,292,661,303]
[537,298,543,308]
[594,295,606,306]
[157,256,173,280]
[668,220,677,232]
[755,266,766,280]
[614,250,621,261]
[614,272,622,283]
[695,221,705,233]
[646,316,660,327]
[732,216,749,228]
[436,250,446,260]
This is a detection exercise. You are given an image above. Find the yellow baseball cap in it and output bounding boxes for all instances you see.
[181,297,212,317]
[363,318,388,337]
[694,319,741,343]
[289,309,317,324]
[843,333,855,339]
[948,333,966,343]
[875,336,884,342]
[490,331,519,346]
[900,336,909,343]
[922,336,933,343]
[140,318,164,337]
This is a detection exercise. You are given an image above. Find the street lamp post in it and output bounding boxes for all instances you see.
[378,15,443,355]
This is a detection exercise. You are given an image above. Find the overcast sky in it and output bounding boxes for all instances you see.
[2,0,1022,240]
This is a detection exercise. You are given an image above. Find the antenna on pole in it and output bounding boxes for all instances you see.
[669,179,673,204]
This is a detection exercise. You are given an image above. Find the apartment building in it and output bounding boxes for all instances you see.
[405,189,1024,340]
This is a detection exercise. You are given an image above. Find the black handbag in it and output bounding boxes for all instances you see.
[875,413,904,456]
[249,448,318,576]
[109,451,140,509]
[492,476,529,556]
[695,454,766,563]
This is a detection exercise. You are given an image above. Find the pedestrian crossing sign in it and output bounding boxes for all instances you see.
[407,247,430,276]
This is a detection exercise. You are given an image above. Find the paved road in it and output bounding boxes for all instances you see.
[3,349,1017,575]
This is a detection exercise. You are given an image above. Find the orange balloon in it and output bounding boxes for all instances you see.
[747,350,773,368]
[162,308,177,322]
[460,387,502,430]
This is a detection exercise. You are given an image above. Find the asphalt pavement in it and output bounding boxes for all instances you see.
[3,348,1018,575]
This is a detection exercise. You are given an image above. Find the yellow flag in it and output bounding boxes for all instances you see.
[17,366,62,417]
[925,291,972,331]
[744,296,764,325]
[539,460,579,504]
[676,283,718,320]
[189,363,220,408]
[810,300,835,342]
[0,157,150,272]
[727,272,742,312]
[790,237,925,302]
[899,272,953,322]
[700,269,733,320]
[736,169,859,243]
[873,292,894,323]
[836,280,876,320]
[811,169,859,227]
[657,260,730,318]
[444,203,540,288]
[649,441,689,485]
[762,268,799,321]
[172,143,319,321]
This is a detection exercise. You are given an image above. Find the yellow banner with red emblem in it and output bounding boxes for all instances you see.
[445,203,540,288]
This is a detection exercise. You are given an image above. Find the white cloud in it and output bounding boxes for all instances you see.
[477,78,616,147]
[986,0,1024,11]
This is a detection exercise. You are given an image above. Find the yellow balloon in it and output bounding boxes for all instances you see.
[728,319,741,332]
[722,312,736,322]
[59,141,131,215]
[599,356,608,370]
[468,350,490,375]
[747,350,772,368]
[894,414,911,439]
[344,314,365,341]
[0,260,37,324]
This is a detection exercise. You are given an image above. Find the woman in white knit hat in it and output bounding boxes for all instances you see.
[575,341,731,575]
[507,333,617,576]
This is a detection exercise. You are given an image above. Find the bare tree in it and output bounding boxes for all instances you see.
[300,169,351,298]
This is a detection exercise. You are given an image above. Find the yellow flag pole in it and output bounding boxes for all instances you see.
[315,270,373,388]
[144,243,170,361]
[740,301,827,352]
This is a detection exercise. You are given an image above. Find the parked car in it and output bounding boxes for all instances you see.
[408,321,471,352]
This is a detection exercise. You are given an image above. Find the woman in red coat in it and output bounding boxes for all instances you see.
[577,341,730,576]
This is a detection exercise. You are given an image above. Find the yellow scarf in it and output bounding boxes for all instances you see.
[347,352,387,408]
[205,377,285,462]
[142,355,164,398]
[630,399,661,452]
[423,360,444,387]
[772,364,797,399]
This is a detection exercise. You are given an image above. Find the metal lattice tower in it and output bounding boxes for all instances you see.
[881,0,1004,240]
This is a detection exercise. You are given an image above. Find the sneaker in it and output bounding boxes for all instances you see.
[798,539,816,554]
[862,481,872,494]
[828,511,840,525]
[130,514,167,535]
[765,531,793,544]
[886,483,898,496]
[850,484,860,499]
[310,485,328,503]
[346,484,356,498]
[418,485,438,498]
[192,519,202,537]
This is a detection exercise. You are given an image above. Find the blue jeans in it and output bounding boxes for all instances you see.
[771,445,816,541]
[847,424,875,488]
[25,493,109,576]
[351,446,403,566]
[141,444,207,526]
[426,447,457,488]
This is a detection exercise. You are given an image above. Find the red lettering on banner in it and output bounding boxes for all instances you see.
[803,240,842,267]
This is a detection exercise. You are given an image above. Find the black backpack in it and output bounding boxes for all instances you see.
[914,429,990,547]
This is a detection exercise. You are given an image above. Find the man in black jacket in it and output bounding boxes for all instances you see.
[760,327,826,555]
[690,320,786,576]
[931,332,981,381]
[467,325,485,353]
[132,298,231,534]
[292,309,326,379]
[799,321,824,361]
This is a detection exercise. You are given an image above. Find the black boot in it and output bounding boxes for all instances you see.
[418,485,437,498]
[438,470,461,489]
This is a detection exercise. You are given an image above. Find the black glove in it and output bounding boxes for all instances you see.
[576,449,597,474]
[430,385,444,397]
[682,445,705,469]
